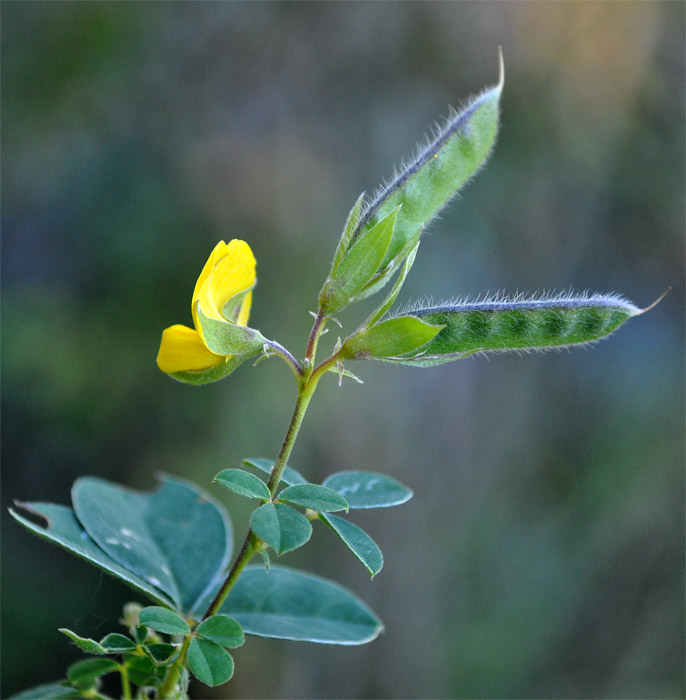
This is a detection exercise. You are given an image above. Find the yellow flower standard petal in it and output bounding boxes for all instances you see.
[156,324,224,373]
[192,239,256,329]
[157,239,257,376]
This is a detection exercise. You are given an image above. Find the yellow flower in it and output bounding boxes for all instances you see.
[157,240,256,374]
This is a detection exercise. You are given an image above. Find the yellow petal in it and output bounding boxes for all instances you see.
[192,239,256,331]
[156,324,224,374]
[236,290,252,326]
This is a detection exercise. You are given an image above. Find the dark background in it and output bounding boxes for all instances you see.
[2,2,684,698]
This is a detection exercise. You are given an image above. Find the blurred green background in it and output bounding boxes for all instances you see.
[2,2,684,698]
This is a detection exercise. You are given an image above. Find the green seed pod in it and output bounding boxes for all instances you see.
[349,51,503,271]
[380,292,652,367]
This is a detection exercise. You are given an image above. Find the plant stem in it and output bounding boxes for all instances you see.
[305,311,325,363]
[265,339,302,378]
[158,635,192,699]
[202,530,260,620]
[200,313,337,622]
[119,663,132,700]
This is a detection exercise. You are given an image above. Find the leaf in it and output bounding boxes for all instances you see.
[71,475,233,615]
[351,64,503,269]
[139,606,190,636]
[214,469,271,500]
[322,471,413,509]
[320,207,399,314]
[9,503,174,608]
[330,191,366,273]
[320,514,383,578]
[196,615,245,648]
[221,565,383,645]
[99,633,137,653]
[144,643,177,664]
[66,658,119,688]
[243,457,307,487]
[278,484,349,513]
[7,683,83,699]
[196,303,267,356]
[132,625,149,645]
[58,628,105,655]
[366,242,420,327]
[170,353,248,386]
[124,653,161,686]
[249,503,312,555]
[187,638,234,687]
[341,316,443,360]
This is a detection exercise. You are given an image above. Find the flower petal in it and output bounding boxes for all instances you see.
[193,240,256,327]
[157,324,224,374]
[236,290,252,326]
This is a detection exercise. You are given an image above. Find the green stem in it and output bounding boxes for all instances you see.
[119,663,132,700]
[305,311,326,365]
[158,635,192,699]
[200,314,338,622]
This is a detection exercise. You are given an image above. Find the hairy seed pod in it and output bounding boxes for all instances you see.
[382,292,656,367]
[350,50,504,270]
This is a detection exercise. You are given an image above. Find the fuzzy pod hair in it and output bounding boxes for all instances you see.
[348,51,504,270]
[383,292,653,366]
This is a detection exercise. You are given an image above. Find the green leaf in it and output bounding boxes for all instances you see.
[386,294,642,366]
[221,565,383,645]
[320,514,384,578]
[243,457,307,487]
[66,658,119,688]
[99,633,137,653]
[7,683,82,699]
[366,242,420,327]
[214,468,271,500]
[278,484,349,513]
[58,628,105,655]
[320,207,399,314]
[9,503,174,608]
[139,606,190,635]
[196,615,245,648]
[187,638,234,687]
[330,191,366,273]
[249,503,312,555]
[351,64,503,270]
[169,353,247,386]
[132,625,149,644]
[144,643,177,664]
[71,475,233,615]
[196,303,267,356]
[322,471,413,509]
[124,653,161,686]
[341,316,443,360]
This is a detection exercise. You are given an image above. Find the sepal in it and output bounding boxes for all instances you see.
[169,353,248,385]
[196,303,266,356]
[341,316,443,360]
[319,207,399,314]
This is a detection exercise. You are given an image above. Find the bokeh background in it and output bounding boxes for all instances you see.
[2,2,684,698]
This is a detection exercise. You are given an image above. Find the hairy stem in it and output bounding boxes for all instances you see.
[305,311,325,364]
